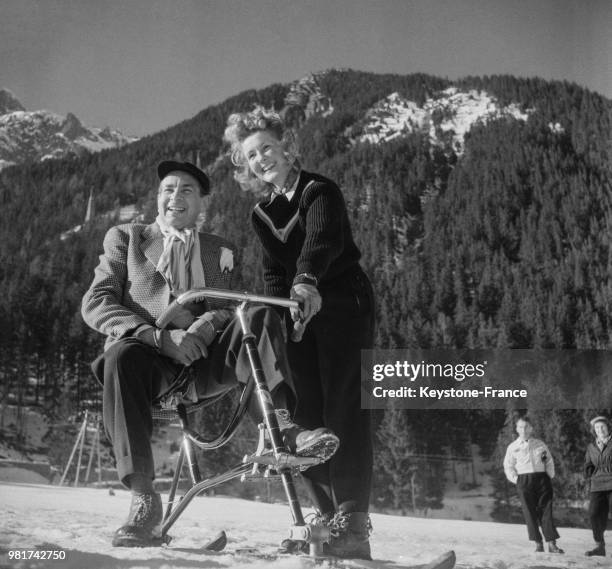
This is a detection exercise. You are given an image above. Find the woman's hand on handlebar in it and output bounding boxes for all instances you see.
[290,283,322,322]
[290,284,322,341]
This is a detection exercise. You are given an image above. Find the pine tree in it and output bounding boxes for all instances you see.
[376,407,419,514]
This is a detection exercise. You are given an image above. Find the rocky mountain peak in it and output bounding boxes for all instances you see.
[61,112,89,140]
[284,73,333,119]
[0,102,137,171]
[0,89,26,115]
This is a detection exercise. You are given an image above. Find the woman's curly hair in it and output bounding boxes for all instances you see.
[224,106,299,195]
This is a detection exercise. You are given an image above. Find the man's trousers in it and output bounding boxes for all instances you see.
[92,306,293,486]
[516,472,560,542]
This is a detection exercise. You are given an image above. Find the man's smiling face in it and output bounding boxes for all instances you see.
[157,171,205,230]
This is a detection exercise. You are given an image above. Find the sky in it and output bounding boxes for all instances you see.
[1,0,610,136]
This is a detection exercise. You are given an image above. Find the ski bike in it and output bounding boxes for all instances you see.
[152,287,334,555]
[152,287,456,569]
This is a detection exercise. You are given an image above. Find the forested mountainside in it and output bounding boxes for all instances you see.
[1,69,610,515]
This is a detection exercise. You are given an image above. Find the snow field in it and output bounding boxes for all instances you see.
[1,482,610,569]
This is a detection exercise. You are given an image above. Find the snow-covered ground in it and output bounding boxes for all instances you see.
[1,481,610,569]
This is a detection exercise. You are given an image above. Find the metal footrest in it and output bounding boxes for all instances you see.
[240,469,284,482]
[287,523,332,557]
[241,422,326,477]
[247,452,324,469]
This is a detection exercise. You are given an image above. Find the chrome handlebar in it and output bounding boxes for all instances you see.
[175,287,299,309]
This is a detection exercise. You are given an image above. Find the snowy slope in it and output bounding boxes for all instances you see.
[355,88,532,154]
[1,482,609,569]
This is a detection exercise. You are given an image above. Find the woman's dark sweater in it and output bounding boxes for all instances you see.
[251,170,361,297]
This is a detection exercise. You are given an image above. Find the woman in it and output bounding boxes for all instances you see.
[224,107,375,560]
[584,415,612,557]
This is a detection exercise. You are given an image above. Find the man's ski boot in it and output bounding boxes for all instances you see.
[112,492,163,547]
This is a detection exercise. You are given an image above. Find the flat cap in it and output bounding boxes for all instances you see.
[157,161,210,195]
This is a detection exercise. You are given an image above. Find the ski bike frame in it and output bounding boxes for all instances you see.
[153,287,331,555]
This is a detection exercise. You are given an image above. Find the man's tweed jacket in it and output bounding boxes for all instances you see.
[81,222,237,350]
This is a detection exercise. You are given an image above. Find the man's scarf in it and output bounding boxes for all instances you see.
[155,214,206,295]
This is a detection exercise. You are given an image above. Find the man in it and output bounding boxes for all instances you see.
[503,416,563,554]
[82,161,337,547]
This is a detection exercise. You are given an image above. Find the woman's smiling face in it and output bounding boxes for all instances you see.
[241,130,292,189]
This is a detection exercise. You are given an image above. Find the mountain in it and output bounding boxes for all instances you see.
[1,67,610,372]
[0,88,25,114]
[0,89,137,170]
[0,69,610,515]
